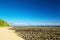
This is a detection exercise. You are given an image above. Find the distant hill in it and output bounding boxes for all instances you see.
[0,19,9,27]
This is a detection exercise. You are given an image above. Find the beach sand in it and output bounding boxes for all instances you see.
[0,27,24,40]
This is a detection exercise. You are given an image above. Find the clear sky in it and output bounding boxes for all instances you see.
[0,0,60,26]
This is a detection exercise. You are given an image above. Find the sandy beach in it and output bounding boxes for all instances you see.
[0,27,24,40]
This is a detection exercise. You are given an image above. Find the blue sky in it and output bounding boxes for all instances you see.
[0,0,60,26]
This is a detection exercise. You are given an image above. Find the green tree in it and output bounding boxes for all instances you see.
[0,19,9,27]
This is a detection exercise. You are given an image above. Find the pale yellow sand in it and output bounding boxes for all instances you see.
[0,27,24,40]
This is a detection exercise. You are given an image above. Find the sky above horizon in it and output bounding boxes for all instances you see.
[0,0,60,26]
